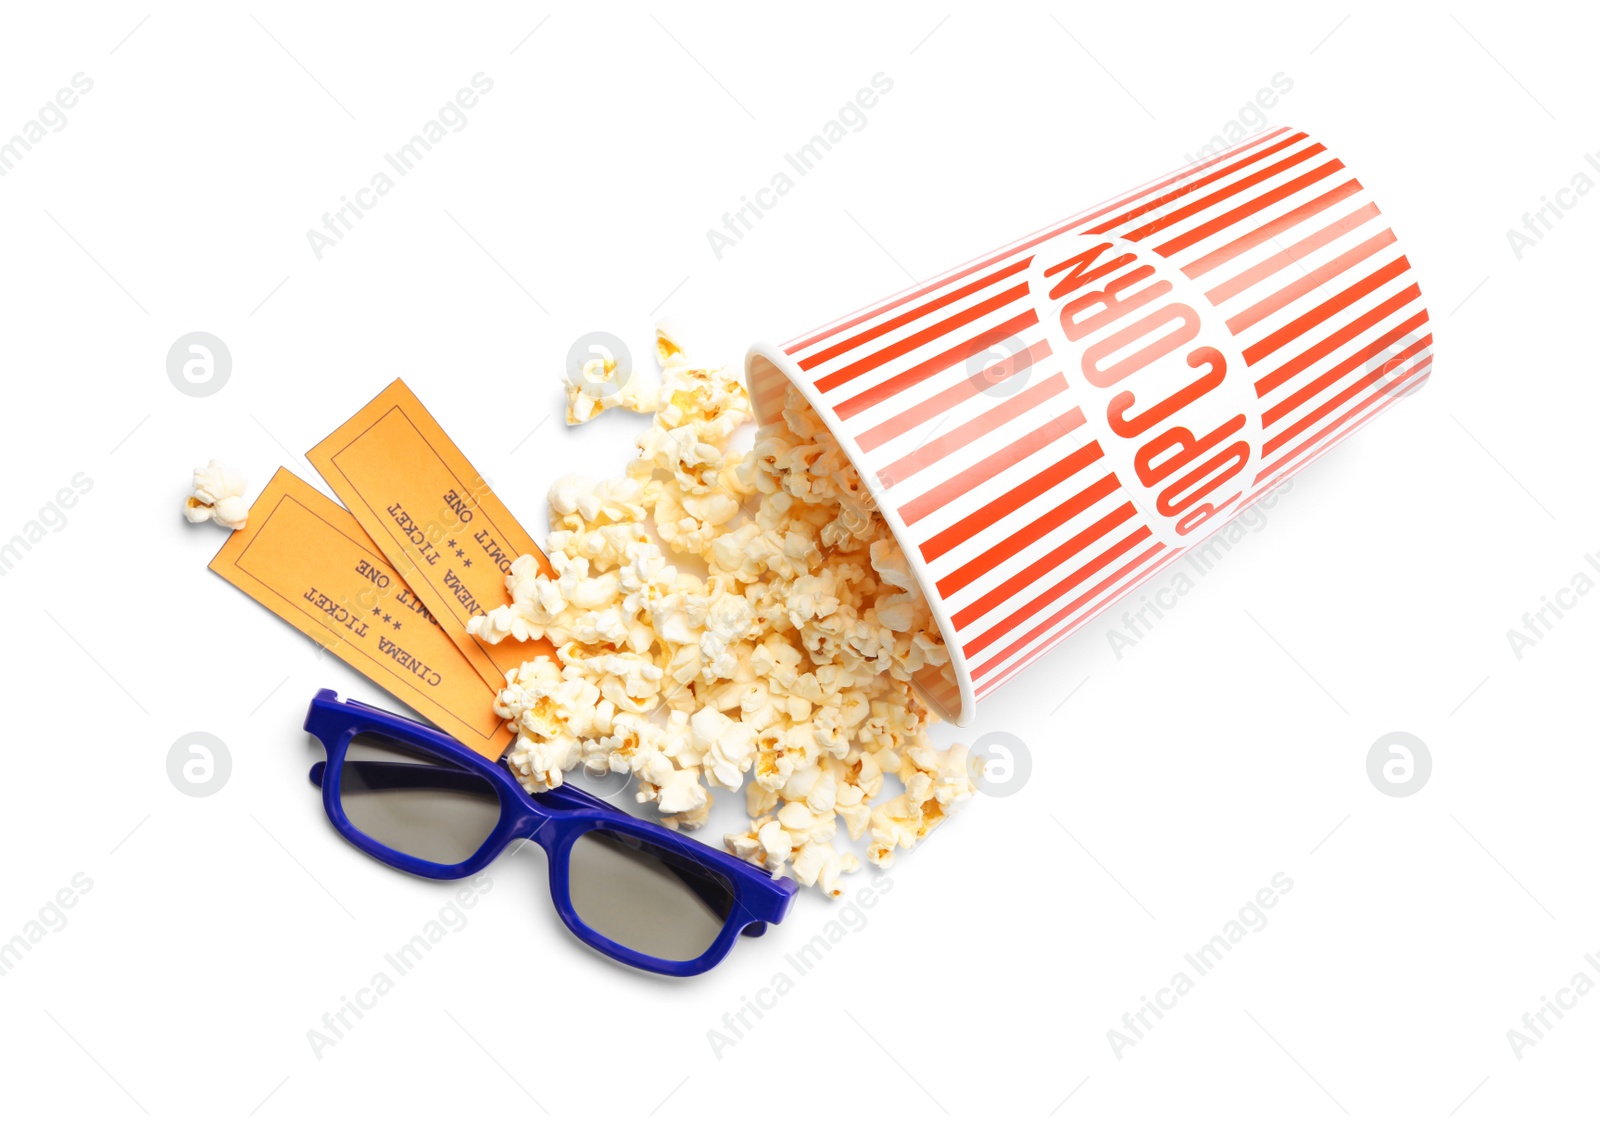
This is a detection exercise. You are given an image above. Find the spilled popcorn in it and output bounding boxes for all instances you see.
[184,460,249,530]
[471,326,974,896]
[560,320,694,424]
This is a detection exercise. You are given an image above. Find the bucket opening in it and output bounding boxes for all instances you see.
[746,346,973,726]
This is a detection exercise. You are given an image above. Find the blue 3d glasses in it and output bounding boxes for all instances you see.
[304,690,797,977]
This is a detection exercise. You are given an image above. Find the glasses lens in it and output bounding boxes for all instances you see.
[567,829,737,963]
[337,734,503,866]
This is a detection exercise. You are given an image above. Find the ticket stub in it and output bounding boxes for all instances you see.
[306,379,554,688]
[209,468,513,759]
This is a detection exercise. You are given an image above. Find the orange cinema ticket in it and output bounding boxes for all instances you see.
[306,379,555,689]
[208,469,513,759]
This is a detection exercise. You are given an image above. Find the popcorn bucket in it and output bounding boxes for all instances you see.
[746,126,1432,726]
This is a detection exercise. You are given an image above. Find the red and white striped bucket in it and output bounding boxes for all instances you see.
[746,126,1432,726]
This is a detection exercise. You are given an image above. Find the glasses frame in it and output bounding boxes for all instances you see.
[303,689,797,977]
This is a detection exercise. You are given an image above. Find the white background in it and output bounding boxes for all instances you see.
[0,1,1594,1126]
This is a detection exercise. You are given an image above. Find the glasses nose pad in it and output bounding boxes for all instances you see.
[741,922,768,938]
[310,762,327,787]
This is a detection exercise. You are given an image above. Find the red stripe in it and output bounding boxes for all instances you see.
[1180,179,1366,281]
[1111,142,1327,244]
[975,354,1432,698]
[1208,403,1388,537]
[1263,337,1432,457]
[922,447,1111,567]
[1242,256,1411,365]
[796,259,1032,372]
[858,364,989,452]
[1061,127,1297,233]
[1262,312,1429,429]
[974,544,1183,690]
[1255,357,1431,484]
[1256,360,1429,488]
[1085,132,1311,237]
[1224,229,1397,334]
[971,543,1180,685]
[902,407,1088,528]
[878,366,1062,486]
[836,309,1039,420]
[1204,201,1382,305]
[780,129,1297,354]
[814,282,1031,393]
[948,504,1142,629]
[1252,283,1422,396]
[1264,376,1421,488]
[1258,372,1421,488]
[968,528,1159,658]
[1151,159,1347,258]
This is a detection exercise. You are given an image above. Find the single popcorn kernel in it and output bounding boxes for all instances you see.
[472,325,974,894]
[184,460,249,531]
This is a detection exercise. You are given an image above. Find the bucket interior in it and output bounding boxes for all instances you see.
[747,348,970,726]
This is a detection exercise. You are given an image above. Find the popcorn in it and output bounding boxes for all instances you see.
[183,460,249,530]
[495,656,600,790]
[563,355,659,424]
[655,318,688,366]
[691,706,757,791]
[791,841,858,899]
[655,767,708,818]
[474,327,974,896]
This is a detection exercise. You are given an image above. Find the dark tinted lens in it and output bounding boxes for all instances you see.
[337,735,502,866]
[567,830,736,963]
